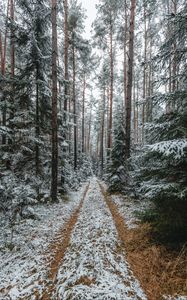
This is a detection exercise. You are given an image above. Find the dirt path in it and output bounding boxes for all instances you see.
[42,178,146,300]
[41,183,90,300]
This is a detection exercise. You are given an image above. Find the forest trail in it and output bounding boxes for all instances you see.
[41,177,146,300]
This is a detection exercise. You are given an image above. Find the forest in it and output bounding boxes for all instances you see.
[0,0,186,299]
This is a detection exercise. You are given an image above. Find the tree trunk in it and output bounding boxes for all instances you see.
[172,0,177,95]
[72,33,77,170]
[166,0,172,113]
[10,0,15,79]
[100,85,106,174]
[107,19,114,157]
[2,0,10,76]
[1,0,10,145]
[147,37,153,122]
[142,0,147,143]
[124,0,128,111]
[35,64,40,176]
[87,107,92,154]
[82,73,86,153]
[63,0,69,114]
[9,0,15,142]
[0,33,3,72]
[125,0,136,159]
[51,0,58,202]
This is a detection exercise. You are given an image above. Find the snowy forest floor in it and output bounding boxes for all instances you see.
[0,177,186,300]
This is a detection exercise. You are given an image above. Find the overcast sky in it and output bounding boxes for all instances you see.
[81,0,99,39]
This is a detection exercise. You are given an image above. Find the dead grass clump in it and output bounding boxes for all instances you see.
[74,276,96,286]
[99,183,187,300]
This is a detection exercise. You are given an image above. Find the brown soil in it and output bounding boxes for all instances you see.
[41,183,90,300]
[99,182,187,300]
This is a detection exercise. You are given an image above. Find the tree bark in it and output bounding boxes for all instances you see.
[125,0,136,159]
[107,19,114,156]
[172,0,177,95]
[72,33,77,170]
[142,0,147,143]
[10,0,15,79]
[63,0,69,114]
[9,0,15,142]
[35,64,40,177]
[51,0,58,202]
[100,85,106,174]
[124,0,127,110]
[1,0,10,145]
[87,106,92,154]
[0,33,3,72]
[82,73,86,153]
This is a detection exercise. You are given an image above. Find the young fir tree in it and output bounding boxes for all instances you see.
[107,108,126,193]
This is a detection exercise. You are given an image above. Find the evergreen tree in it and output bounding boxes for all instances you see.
[107,109,126,192]
[137,93,187,243]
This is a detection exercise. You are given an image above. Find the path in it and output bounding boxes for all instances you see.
[43,178,146,300]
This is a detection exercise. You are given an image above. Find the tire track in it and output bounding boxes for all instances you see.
[41,182,90,300]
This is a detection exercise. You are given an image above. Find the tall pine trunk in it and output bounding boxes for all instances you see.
[124,0,127,110]
[63,0,69,114]
[82,73,86,153]
[100,85,106,175]
[142,0,147,143]
[9,0,15,145]
[107,19,114,157]
[35,64,40,176]
[51,0,58,202]
[125,0,136,159]
[1,0,10,145]
[72,33,77,170]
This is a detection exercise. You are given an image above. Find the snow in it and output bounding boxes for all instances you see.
[0,184,87,300]
[149,139,187,159]
[55,178,146,299]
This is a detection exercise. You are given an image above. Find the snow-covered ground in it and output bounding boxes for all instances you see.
[0,183,87,300]
[55,178,146,300]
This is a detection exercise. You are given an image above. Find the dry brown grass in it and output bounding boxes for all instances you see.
[99,182,187,300]
[74,276,96,286]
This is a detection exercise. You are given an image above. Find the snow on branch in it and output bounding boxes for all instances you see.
[149,139,187,159]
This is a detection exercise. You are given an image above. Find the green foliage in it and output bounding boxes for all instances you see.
[137,96,187,244]
[107,109,127,193]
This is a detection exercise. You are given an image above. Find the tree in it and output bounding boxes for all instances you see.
[107,109,126,192]
[93,0,121,158]
[68,0,87,169]
[125,0,136,159]
[51,0,58,202]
